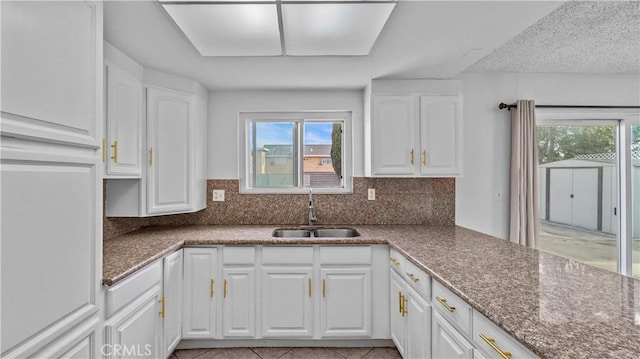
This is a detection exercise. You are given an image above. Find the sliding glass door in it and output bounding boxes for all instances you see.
[536,115,639,278]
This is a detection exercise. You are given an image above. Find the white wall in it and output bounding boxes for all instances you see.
[208,90,364,179]
[455,72,640,239]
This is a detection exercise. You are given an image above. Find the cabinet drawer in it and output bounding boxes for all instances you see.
[432,280,472,336]
[105,260,162,318]
[262,246,314,265]
[320,246,371,265]
[223,246,256,264]
[389,248,405,273]
[403,260,430,299]
[472,311,538,359]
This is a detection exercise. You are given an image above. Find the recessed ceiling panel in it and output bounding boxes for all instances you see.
[282,3,396,56]
[162,4,281,56]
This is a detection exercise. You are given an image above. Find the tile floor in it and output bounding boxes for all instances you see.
[171,347,401,359]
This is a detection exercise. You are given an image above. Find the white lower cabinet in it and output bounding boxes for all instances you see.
[261,267,314,338]
[105,285,163,359]
[320,267,372,338]
[163,250,183,357]
[432,311,473,359]
[182,248,218,339]
[222,267,256,338]
[389,267,431,359]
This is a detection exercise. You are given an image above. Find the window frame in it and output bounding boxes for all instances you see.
[536,108,640,276]
[238,111,353,194]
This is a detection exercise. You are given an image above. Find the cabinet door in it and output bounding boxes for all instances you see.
[372,95,417,176]
[320,267,372,338]
[261,267,314,338]
[146,87,193,214]
[419,95,462,176]
[182,248,217,339]
[105,63,143,177]
[163,250,183,356]
[105,286,162,359]
[405,287,431,359]
[432,311,473,359]
[389,270,406,357]
[222,267,256,338]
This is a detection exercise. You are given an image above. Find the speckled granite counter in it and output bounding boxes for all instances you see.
[103,225,640,359]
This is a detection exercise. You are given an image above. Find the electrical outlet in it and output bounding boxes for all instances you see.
[368,188,376,201]
[212,190,225,202]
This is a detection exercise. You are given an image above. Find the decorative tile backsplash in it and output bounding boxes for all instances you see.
[104,177,455,239]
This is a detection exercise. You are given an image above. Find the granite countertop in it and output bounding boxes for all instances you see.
[103,225,640,359]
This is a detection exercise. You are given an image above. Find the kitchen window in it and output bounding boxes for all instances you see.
[536,109,639,278]
[239,112,352,193]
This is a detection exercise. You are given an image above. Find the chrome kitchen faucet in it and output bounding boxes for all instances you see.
[308,189,318,226]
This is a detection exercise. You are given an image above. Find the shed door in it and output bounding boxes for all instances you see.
[571,168,598,230]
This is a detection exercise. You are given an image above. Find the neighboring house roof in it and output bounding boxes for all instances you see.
[304,145,331,157]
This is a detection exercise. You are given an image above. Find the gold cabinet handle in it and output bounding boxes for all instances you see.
[435,296,456,313]
[410,149,414,165]
[322,279,326,298]
[110,141,118,163]
[390,258,400,266]
[406,272,419,283]
[401,293,408,317]
[223,279,227,298]
[398,291,403,314]
[102,139,106,162]
[210,279,214,298]
[149,147,153,165]
[422,150,427,166]
[480,334,512,359]
[308,278,312,298]
[159,296,165,318]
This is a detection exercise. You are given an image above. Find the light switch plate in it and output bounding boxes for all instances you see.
[368,188,376,201]
[212,190,225,202]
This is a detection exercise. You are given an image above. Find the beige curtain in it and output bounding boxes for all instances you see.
[509,100,539,247]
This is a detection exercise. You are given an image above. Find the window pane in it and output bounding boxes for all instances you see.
[251,122,296,187]
[303,122,343,188]
[632,124,639,279]
[537,125,619,274]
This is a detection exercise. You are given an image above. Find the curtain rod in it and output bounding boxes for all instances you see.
[498,103,640,110]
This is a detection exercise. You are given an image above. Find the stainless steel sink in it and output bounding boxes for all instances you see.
[313,228,360,238]
[272,229,312,238]
[272,228,360,238]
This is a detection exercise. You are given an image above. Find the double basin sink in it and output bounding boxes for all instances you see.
[272,227,360,238]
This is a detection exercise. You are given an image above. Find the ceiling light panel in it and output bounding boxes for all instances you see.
[282,3,396,56]
[162,4,281,56]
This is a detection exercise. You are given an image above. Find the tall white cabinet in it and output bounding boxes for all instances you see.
[365,79,463,177]
[1,1,103,357]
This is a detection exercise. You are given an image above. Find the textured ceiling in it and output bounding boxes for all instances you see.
[466,1,640,73]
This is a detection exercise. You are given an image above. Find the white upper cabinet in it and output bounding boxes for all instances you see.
[371,95,417,175]
[366,79,463,177]
[105,63,143,177]
[105,62,208,217]
[146,86,194,214]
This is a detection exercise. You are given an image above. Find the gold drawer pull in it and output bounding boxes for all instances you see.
[480,334,511,359]
[223,279,228,298]
[435,296,456,313]
[390,258,400,266]
[422,150,427,166]
[308,278,312,298]
[405,272,419,283]
[398,291,403,314]
[410,149,414,165]
[102,139,106,162]
[210,278,214,298]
